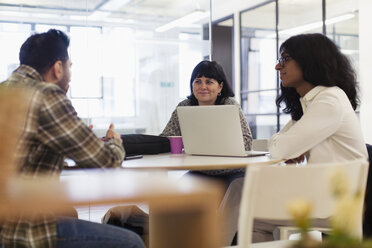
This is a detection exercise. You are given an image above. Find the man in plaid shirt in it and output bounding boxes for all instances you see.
[0,29,145,248]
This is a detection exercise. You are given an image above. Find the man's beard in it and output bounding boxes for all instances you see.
[57,66,70,94]
[57,77,69,94]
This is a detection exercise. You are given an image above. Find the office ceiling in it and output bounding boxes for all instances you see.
[0,0,358,35]
[0,0,210,30]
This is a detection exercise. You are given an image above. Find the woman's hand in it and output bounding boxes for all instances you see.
[285,154,305,164]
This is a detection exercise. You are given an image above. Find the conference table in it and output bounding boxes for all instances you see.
[122,152,281,171]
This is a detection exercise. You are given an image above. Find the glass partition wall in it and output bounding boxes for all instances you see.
[240,0,359,139]
[326,0,359,82]
[0,0,211,136]
[240,2,277,139]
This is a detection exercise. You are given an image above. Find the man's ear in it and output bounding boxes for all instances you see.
[42,60,63,83]
[52,60,64,81]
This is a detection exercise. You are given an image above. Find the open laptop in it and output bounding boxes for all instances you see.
[177,105,269,157]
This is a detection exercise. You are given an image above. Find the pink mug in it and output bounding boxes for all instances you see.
[168,136,183,154]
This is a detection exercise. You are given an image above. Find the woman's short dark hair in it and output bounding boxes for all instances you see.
[19,29,70,75]
[187,60,234,105]
[276,33,359,121]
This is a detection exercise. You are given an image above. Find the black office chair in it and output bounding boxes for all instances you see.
[363,144,372,238]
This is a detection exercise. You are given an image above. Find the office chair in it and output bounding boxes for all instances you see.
[363,144,372,238]
[226,159,368,248]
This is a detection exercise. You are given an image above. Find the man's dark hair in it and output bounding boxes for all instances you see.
[19,29,70,75]
[276,33,359,121]
[187,60,234,105]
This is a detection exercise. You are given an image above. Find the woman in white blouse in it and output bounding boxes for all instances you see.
[253,33,368,243]
[268,33,367,164]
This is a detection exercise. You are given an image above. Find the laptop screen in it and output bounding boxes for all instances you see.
[177,105,248,157]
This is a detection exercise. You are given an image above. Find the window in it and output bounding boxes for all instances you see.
[0,0,211,136]
[0,23,31,81]
[240,1,277,139]
[326,0,359,80]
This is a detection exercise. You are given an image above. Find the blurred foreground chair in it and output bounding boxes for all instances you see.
[0,88,30,186]
[226,159,368,248]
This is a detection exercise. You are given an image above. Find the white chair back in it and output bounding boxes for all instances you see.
[238,160,369,248]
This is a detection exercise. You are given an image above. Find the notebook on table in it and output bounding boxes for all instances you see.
[177,105,269,157]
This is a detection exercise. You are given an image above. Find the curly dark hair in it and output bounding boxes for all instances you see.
[187,60,234,105]
[276,33,359,121]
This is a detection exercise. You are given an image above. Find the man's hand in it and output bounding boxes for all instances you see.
[102,123,121,141]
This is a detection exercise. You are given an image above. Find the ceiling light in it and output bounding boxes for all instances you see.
[279,13,355,36]
[0,10,29,17]
[325,13,355,25]
[155,10,209,32]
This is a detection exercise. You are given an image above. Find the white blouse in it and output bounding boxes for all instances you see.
[269,86,368,163]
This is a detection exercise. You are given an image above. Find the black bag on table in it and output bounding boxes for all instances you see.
[121,134,170,156]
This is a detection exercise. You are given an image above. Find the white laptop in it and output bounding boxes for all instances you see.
[177,105,269,157]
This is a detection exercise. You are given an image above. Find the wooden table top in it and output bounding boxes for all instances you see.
[0,169,223,218]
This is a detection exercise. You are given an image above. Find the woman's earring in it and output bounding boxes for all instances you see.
[218,92,221,96]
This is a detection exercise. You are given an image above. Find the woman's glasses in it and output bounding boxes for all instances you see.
[277,56,291,67]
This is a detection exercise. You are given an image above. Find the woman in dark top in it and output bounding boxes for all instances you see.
[161,60,253,178]
[160,60,253,245]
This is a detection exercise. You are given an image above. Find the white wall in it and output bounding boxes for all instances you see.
[359,0,372,144]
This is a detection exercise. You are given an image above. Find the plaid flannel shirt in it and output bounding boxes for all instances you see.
[0,65,125,247]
